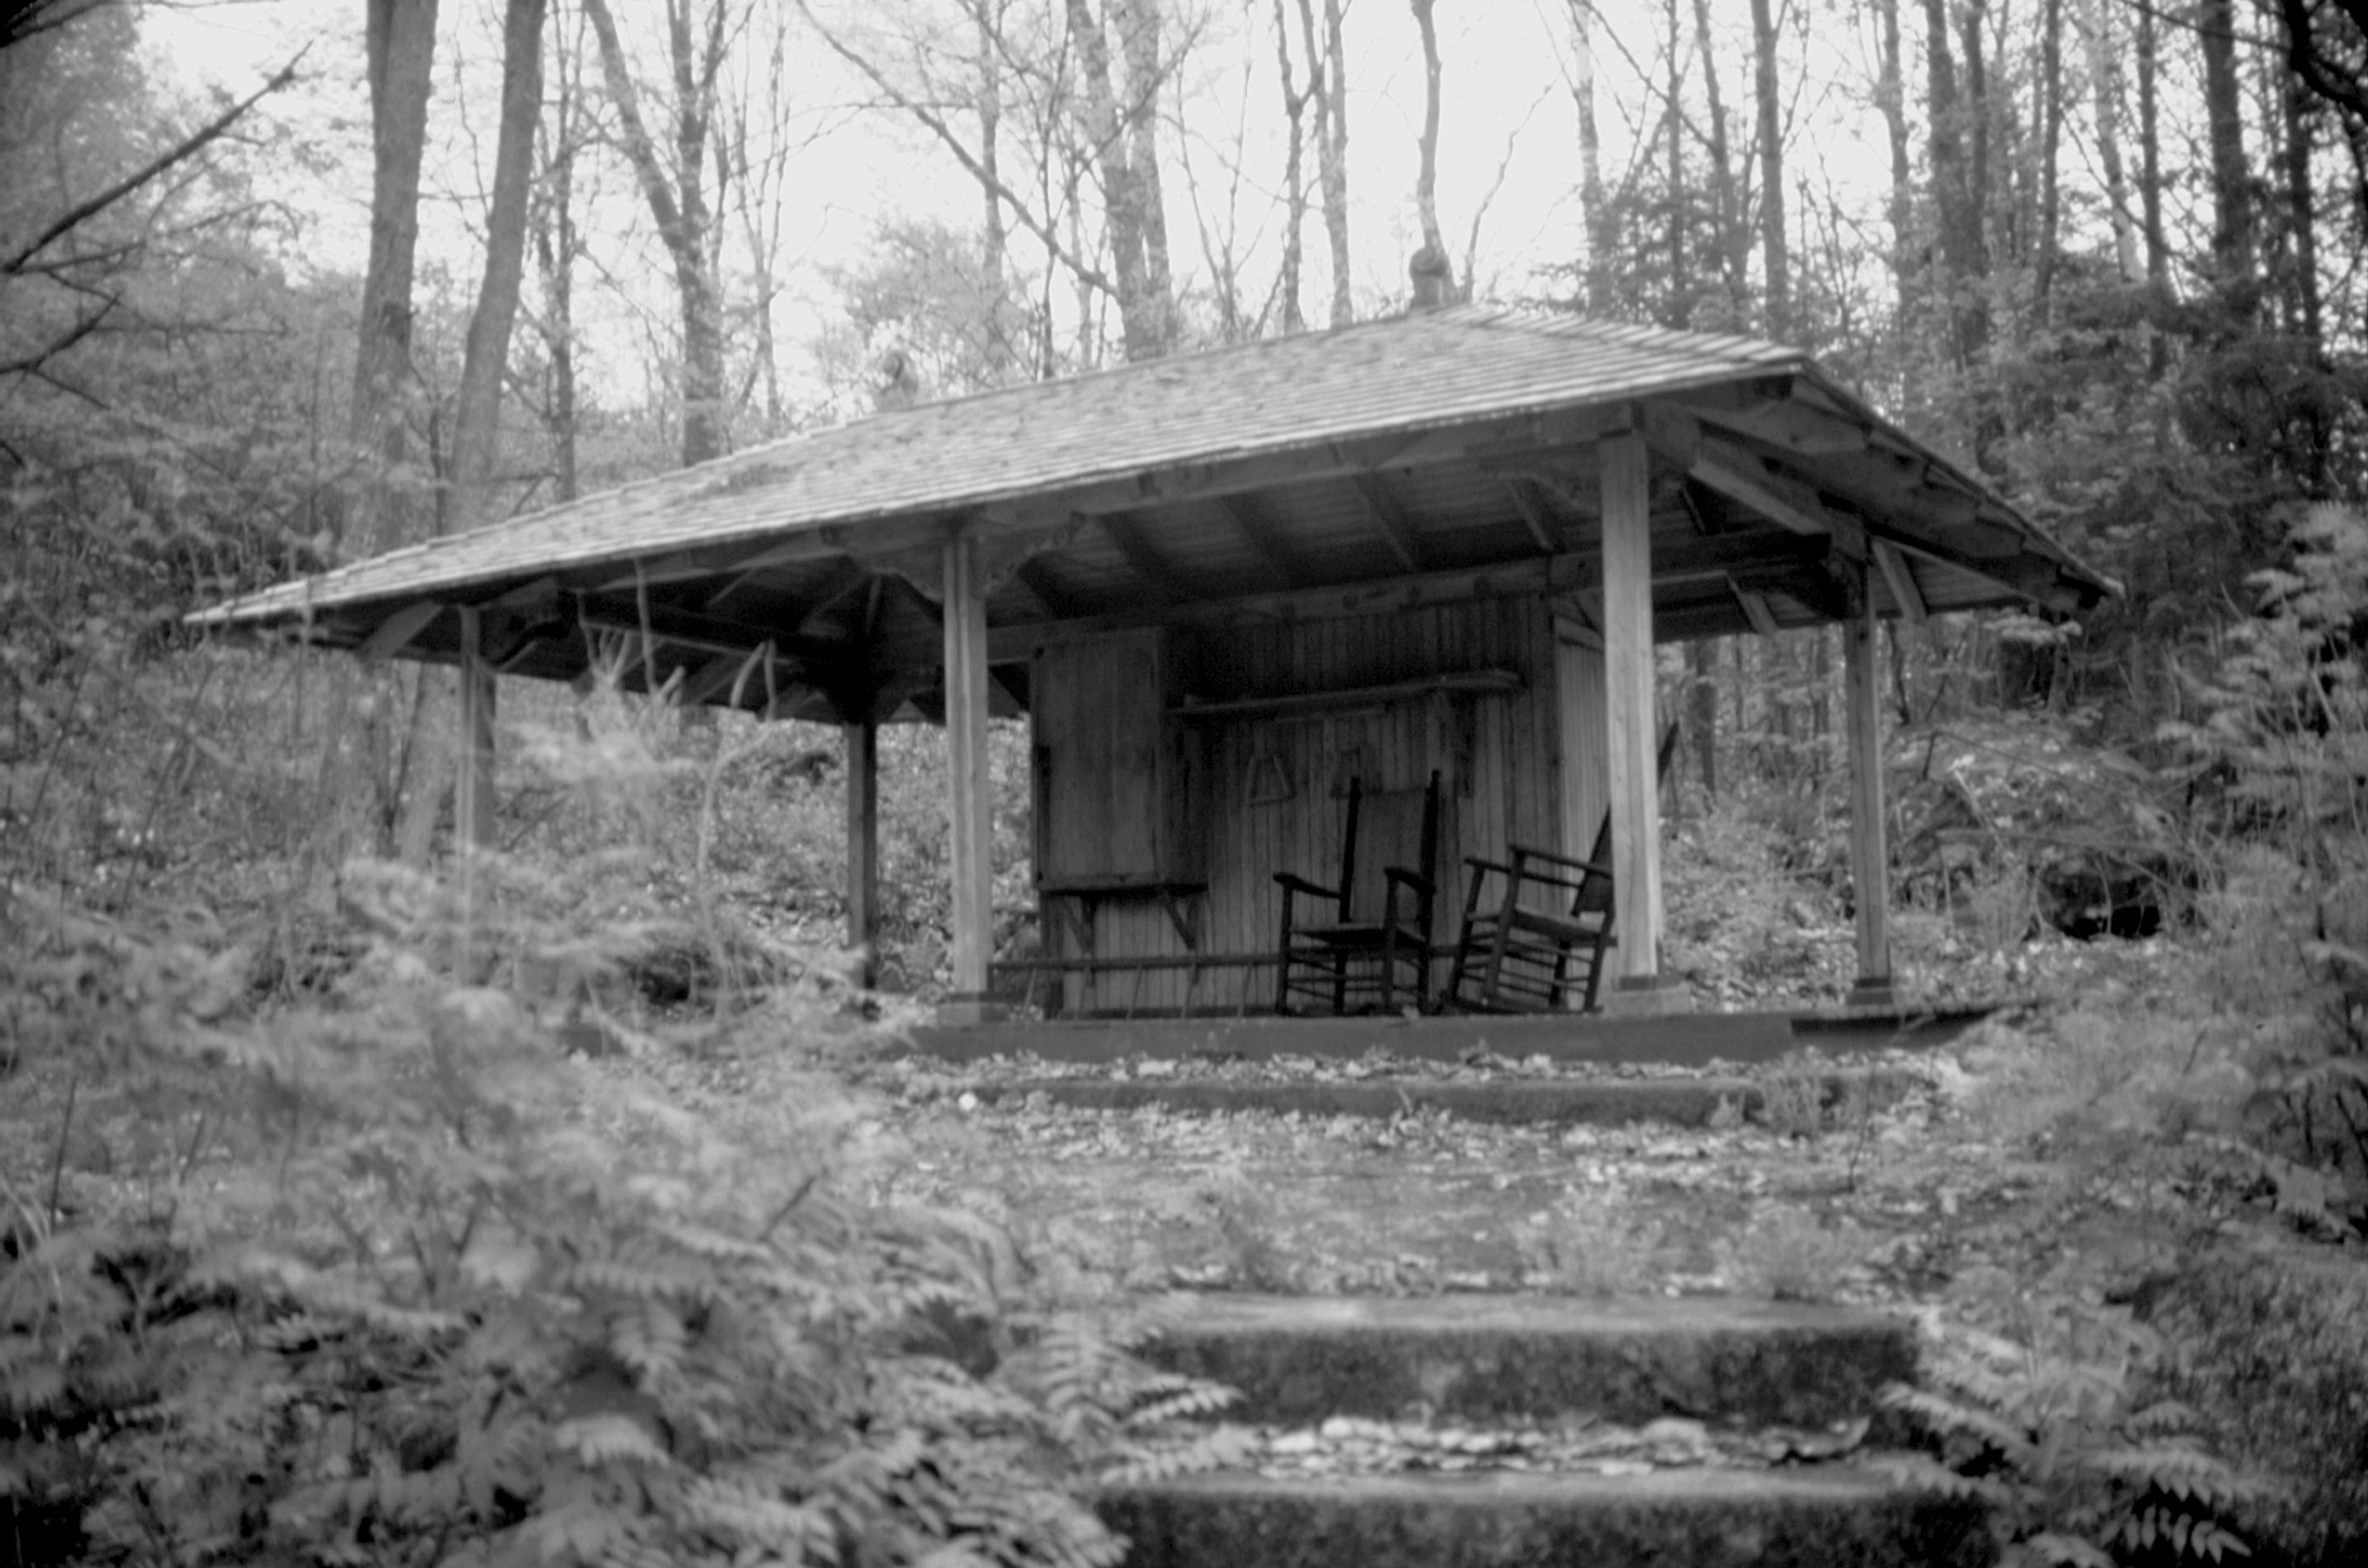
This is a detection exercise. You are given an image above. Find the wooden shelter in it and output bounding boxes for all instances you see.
[194,306,2112,1019]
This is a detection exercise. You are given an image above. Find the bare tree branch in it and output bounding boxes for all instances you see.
[1,48,305,277]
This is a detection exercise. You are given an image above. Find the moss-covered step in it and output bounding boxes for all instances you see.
[1096,1467,1993,1568]
[968,1072,1915,1127]
[1140,1294,1915,1428]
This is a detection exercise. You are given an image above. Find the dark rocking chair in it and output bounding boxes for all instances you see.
[1274,770,1442,1015]
[1442,726,1680,1014]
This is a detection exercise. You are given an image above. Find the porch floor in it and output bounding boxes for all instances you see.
[905,1001,2007,1069]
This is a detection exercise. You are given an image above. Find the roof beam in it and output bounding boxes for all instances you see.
[357,600,443,661]
[678,643,782,708]
[570,593,842,665]
[788,557,874,633]
[1100,517,1193,600]
[1350,473,1424,572]
[1873,540,1928,625]
[1213,494,1302,586]
[1690,440,1838,541]
[1729,580,1783,638]
[1013,558,1082,618]
[1504,478,1563,554]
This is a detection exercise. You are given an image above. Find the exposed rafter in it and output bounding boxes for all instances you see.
[1728,579,1783,638]
[1503,478,1563,554]
[356,600,443,661]
[1100,517,1193,600]
[1350,473,1425,572]
[789,558,874,633]
[1873,540,1929,624]
[1213,494,1302,586]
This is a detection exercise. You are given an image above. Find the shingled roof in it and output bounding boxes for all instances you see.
[192,306,2112,722]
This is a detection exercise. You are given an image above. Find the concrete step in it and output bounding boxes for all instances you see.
[971,1070,1915,1128]
[908,1005,1994,1068]
[1096,1467,1992,1568]
[1140,1294,1915,1429]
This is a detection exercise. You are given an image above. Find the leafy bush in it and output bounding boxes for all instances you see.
[0,696,1222,1567]
[1714,1205,1868,1303]
[1511,1192,1668,1296]
[1880,1295,2264,1567]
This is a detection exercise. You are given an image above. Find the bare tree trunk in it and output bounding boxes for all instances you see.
[350,0,441,558]
[1317,0,1354,327]
[975,0,1014,367]
[395,0,545,866]
[1410,0,1447,265]
[2136,0,2167,290]
[1273,0,1313,332]
[450,0,546,532]
[532,67,579,499]
[1688,638,1717,802]
[1748,0,1786,337]
[1663,0,1688,327]
[1922,0,1987,369]
[2198,0,2256,288]
[1568,0,1611,313]
[1872,0,1915,310]
[2081,0,2137,282]
[2277,7,2324,352]
[1688,0,1746,316]
[2033,0,2063,318]
[1066,0,1166,359]
[316,0,441,883]
[1116,0,1174,347]
[582,0,730,466]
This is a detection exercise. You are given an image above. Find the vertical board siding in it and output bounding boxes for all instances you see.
[1037,593,1569,1014]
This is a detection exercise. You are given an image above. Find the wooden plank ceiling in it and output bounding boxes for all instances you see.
[190,307,2115,726]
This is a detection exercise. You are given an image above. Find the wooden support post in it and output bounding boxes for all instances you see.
[845,719,879,987]
[455,605,498,853]
[942,530,995,1022]
[1598,428,1687,1013]
[1843,566,1897,1008]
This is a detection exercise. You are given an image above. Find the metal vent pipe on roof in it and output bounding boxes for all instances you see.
[1408,245,1453,311]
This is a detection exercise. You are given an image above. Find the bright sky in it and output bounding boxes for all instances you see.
[142,0,1906,413]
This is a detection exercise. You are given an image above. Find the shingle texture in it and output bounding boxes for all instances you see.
[195,309,1819,626]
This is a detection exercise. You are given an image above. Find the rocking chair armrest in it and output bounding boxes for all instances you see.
[1381,865,1436,897]
[1504,842,1614,879]
[1462,855,1515,878]
[1274,872,1342,900]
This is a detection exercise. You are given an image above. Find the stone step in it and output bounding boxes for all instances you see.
[1096,1467,1991,1568]
[1140,1294,1915,1429]
[910,1006,1992,1069]
[971,1069,1915,1128]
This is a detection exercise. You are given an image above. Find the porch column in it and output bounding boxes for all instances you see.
[1599,426,1685,1011]
[1843,565,1897,1007]
[942,529,995,1020]
[455,605,497,852]
[845,718,879,987]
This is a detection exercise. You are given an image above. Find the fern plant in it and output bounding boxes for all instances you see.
[1878,1295,2266,1566]
[2,692,1224,1567]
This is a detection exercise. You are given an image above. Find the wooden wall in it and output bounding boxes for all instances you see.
[1024,594,1610,1014]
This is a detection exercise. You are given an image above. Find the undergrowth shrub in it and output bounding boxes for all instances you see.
[1881,1291,2266,1567]
[1713,1205,1868,1303]
[1,693,1230,1566]
[1511,1192,1667,1296]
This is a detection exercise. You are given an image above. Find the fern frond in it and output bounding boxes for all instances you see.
[682,1476,832,1554]
[552,1413,671,1468]
[1882,1383,2036,1461]
[2085,1443,2257,1506]
[610,1300,688,1382]
[1101,1423,1256,1485]
[1121,1379,1240,1429]
[2021,1529,2117,1567]
[1863,1451,2011,1502]
[2123,1400,2203,1436]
